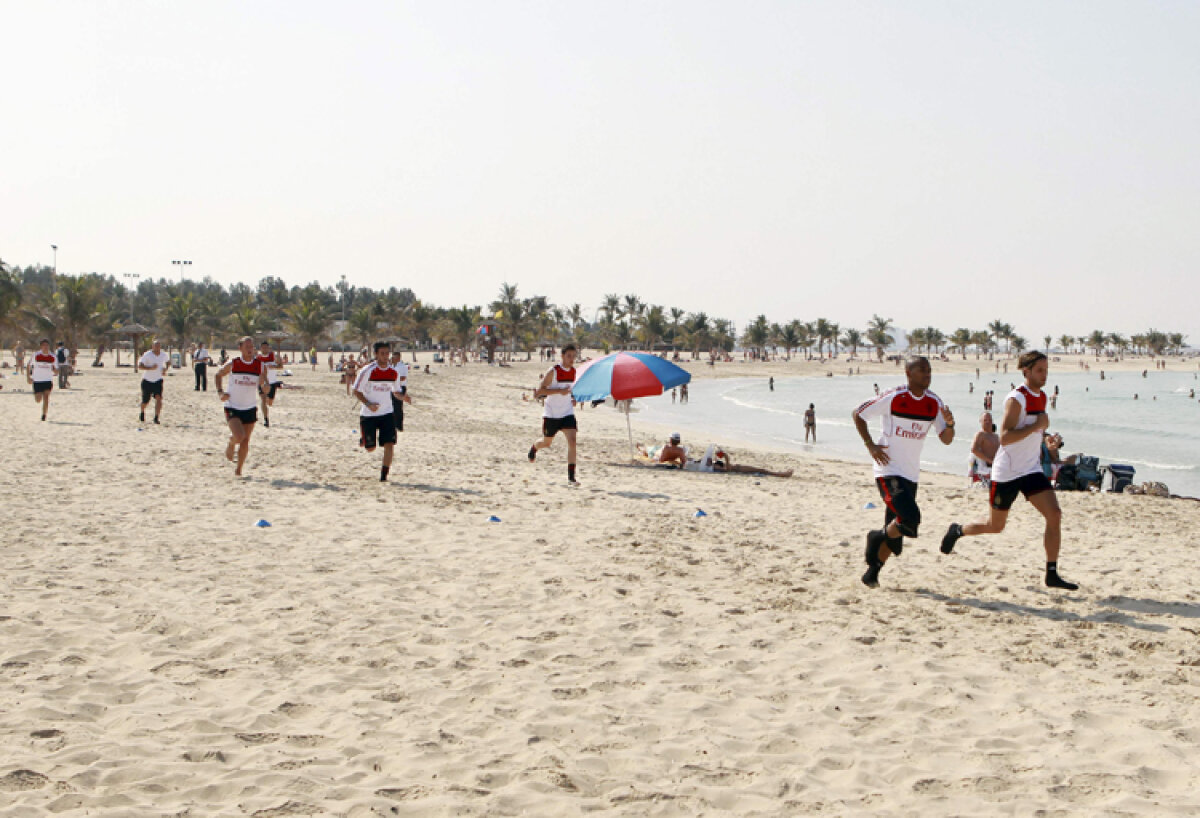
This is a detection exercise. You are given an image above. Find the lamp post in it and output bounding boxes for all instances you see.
[172,259,192,286]
[122,273,140,322]
[340,274,348,351]
[50,244,58,290]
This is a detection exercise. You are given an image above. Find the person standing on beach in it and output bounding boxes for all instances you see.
[28,339,58,421]
[215,336,267,477]
[852,356,955,588]
[193,341,211,391]
[137,340,171,424]
[804,403,817,443]
[940,351,1078,590]
[389,350,410,434]
[528,344,579,485]
[353,341,410,482]
[55,341,70,389]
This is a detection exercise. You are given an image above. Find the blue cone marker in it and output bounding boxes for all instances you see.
[255,519,272,528]
[694,509,707,518]
[488,515,502,523]
[863,502,876,510]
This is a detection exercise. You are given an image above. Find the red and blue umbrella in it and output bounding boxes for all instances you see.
[571,351,691,402]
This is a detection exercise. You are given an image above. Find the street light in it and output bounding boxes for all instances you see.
[172,259,192,285]
[122,273,140,322]
[340,274,348,351]
[50,244,58,290]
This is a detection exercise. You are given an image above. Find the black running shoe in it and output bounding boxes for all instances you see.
[940,523,963,554]
[861,564,881,588]
[864,529,886,567]
[153,417,160,425]
[263,418,270,428]
[139,411,145,422]
[1046,571,1079,591]
[528,445,537,462]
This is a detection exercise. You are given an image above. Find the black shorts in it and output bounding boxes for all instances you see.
[224,406,257,425]
[141,380,164,402]
[542,415,578,437]
[263,382,280,400]
[990,472,1053,510]
[360,414,397,449]
[391,397,404,431]
[33,381,52,394]
[876,475,921,538]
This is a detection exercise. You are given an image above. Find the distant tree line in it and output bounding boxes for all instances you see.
[0,259,1188,361]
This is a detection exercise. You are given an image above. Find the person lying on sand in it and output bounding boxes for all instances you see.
[710,447,793,478]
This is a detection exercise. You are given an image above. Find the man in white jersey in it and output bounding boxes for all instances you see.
[27,338,58,421]
[528,344,579,485]
[193,340,212,391]
[940,351,1077,590]
[389,350,410,432]
[353,341,411,481]
[137,340,171,424]
[852,357,956,588]
[258,341,282,427]
[215,336,267,476]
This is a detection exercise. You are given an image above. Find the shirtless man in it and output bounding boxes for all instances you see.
[28,339,58,421]
[215,336,267,476]
[658,433,687,466]
[971,411,1000,481]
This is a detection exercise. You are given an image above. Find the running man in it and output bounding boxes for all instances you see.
[389,349,410,433]
[852,356,955,588]
[940,351,1078,590]
[138,339,171,424]
[28,339,58,421]
[353,341,410,482]
[258,341,282,427]
[528,343,579,485]
[215,336,267,476]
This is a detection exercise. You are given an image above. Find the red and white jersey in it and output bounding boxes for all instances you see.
[992,385,1047,482]
[853,385,948,482]
[543,365,576,419]
[224,356,263,411]
[353,362,404,417]
[30,351,58,382]
[258,350,281,384]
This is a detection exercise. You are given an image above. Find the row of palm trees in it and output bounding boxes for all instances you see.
[0,261,1189,361]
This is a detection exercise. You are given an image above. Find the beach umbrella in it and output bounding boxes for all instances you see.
[570,352,691,457]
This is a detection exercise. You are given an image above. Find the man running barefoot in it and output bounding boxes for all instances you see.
[353,341,411,481]
[257,341,282,427]
[138,340,170,424]
[215,336,267,476]
[941,351,1078,590]
[528,344,579,485]
[28,339,58,421]
[852,357,955,588]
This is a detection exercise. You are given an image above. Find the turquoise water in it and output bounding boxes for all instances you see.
[636,370,1200,498]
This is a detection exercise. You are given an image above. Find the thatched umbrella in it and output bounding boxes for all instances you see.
[110,323,156,370]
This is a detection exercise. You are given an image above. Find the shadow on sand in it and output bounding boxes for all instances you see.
[913,588,1170,633]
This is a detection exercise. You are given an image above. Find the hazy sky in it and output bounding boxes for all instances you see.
[3,1,1198,343]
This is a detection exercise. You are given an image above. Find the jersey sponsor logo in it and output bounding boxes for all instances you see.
[894,421,928,440]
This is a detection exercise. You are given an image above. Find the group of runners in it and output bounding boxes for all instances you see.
[20,336,1081,589]
[853,351,1077,591]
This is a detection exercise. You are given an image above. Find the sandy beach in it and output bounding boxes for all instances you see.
[2,353,1199,816]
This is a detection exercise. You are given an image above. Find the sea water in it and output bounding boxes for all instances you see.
[636,369,1200,498]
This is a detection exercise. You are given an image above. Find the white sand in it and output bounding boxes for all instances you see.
[2,355,1199,816]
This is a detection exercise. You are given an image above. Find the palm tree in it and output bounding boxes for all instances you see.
[668,307,685,348]
[779,322,801,360]
[1011,335,1028,355]
[285,296,334,350]
[867,315,894,361]
[347,305,376,350]
[970,330,992,358]
[161,292,200,357]
[925,327,945,355]
[711,318,735,353]
[687,312,711,356]
[949,328,972,359]
[1087,330,1107,357]
[622,294,644,323]
[601,293,622,325]
[813,317,834,358]
[742,314,770,357]
[0,262,23,342]
[637,305,668,350]
[840,327,863,358]
[1058,335,1074,355]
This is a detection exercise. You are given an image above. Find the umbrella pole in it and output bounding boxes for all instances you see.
[625,404,635,460]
